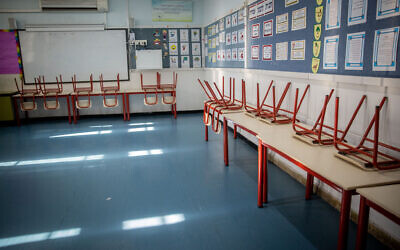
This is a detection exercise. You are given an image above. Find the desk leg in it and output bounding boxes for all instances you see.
[174,103,177,119]
[263,146,268,203]
[122,93,126,121]
[234,124,237,139]
[66,96,71,124]
[205,124,208,141]
[305,173,314,200]
[13,97,20,126]
[258,139,264,208]
[72,96,77,124]
[223,117,229,167]
[337,190,352,250]
[355,196,369,250]
[127,94,131,121]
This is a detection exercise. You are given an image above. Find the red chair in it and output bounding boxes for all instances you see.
[100,74,120,108]
[39,75,63,110]
[140,73,158,105]
[334,96,400,170]
[14,77,40,111]
[157,72,177,105]
[72,74,93,109]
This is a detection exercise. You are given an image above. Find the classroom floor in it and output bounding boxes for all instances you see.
[0,113,388,250]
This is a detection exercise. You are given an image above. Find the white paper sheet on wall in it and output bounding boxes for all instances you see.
[345,32,365,70]
[323,35,339,69]
[373,27,399,71]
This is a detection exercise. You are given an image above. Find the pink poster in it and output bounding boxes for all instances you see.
[0,31,20,74]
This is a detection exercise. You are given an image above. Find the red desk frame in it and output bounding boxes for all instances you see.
[12,94,72,126]
[355,194,400,250]
[221,116,358,250]
[71,92,126,124]
[124,90,177,121]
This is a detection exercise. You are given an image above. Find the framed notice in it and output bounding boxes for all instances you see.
[263,20,273,37]
[263,45,272,61]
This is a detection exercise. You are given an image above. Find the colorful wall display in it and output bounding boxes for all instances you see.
[245,0,400,77]
[131,27,202,69]
[205,7,246,68]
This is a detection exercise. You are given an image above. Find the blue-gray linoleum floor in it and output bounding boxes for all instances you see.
[0,113,388,250]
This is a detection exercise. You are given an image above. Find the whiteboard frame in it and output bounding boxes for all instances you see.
[18,28,130,84]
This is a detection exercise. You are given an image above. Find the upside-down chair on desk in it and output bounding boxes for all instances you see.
[334,96,400,170]
[244,80,297,124]
[14,77,40,111]
[100,74,120,108]
[72,74,93,109]
[38,75,63,110]
[157,72,177,105]
[198,77,244,134]
[140,73,158,105]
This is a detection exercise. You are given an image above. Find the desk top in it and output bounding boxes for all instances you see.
[224,112,400,191]
[357,184,400,218]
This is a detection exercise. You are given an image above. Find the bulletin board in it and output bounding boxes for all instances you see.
[205,7,246,68]
[246,0,400,78]
[130,27,202,69]
[0,30,22,76]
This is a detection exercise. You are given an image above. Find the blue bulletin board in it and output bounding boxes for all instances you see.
[246,0,400,78]
[130,27,202,69]
[205,7,246,68]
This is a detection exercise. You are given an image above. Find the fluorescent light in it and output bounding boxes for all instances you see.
[99,130,112,134]
[16,155,104,166]
[90,125,112,128]
[149,149,163,155]
[164,214,185,225]
[0,232,49,248]
[49,228,81,239]
[128,150,149,157]
[0,227,81,248]
[128,149,163,157]
[0,161,17,167]
[122,214,185,230]
[128,127,154,133]
[128,122,154,126]
[85,155,104,161]
[17,156,85,166]
[50,130,112,138]
[122,217,163,230]
[25,24,105,32]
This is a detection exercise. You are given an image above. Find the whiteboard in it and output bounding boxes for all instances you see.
[135,50,162,70]
[19,30,129,83]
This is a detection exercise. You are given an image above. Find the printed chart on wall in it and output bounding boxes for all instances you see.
[205,7,246,68]
[246,0,312,73]
[246,0,400,78]
[131,28,202,69]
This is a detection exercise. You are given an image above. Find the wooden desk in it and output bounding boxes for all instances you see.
[221,112,400,250]
[123,87,177,120]
[71,90,126,123]
[12,92,72,125]
[356,185,400,250]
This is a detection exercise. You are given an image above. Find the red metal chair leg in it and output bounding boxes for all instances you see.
[263,146,268,203]
[205,124,208,141]
[127,94,131,121]
[337,190,352,250]
[234,124,237,139]
[223,117,229,166]
[305,173,314,200]
[355,196,369,250]
[66,96,71,124]
[13,97,20,126]
[258,139,264,208]
[72,96,77,124]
